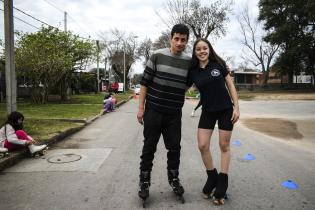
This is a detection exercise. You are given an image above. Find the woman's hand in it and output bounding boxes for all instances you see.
[25,140,36,146]
[231,107,240,124]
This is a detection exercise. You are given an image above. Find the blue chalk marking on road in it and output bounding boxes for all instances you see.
[281,180,298,190]
[243,153,256,161]
[232,140,242,147]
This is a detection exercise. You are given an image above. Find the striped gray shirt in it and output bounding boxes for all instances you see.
[140,48,191,114]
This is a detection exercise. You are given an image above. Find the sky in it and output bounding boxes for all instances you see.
[0,0,260,75]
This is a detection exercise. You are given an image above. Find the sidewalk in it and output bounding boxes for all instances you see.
[0,99,130,172]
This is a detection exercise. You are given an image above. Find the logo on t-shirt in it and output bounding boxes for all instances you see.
[211,69,221,77]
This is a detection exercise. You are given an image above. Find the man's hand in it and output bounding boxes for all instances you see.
[137,108,144,125]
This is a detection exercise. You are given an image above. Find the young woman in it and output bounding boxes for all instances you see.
[187,38,240,205]
[0,111,47,154]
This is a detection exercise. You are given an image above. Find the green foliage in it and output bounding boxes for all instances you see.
[0,92,131,141]
[77,72,97,93]
[15,26,96,103]
[259,0,315,81]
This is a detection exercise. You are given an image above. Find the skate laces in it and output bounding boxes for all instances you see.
[171,178,182,188]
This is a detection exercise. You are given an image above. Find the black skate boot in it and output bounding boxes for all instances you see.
[168,169,185,203]
[138,171,150,208]
[213,173,228,205]
[202,168,218,199]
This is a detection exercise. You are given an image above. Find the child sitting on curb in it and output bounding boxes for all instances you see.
[103,92,117,113]
[0,111,47,155]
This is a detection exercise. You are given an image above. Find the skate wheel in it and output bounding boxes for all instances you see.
[213,198,225,205]
[203,192,213,199]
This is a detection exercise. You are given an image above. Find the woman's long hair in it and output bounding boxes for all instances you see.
[4,111,24,131]
[191,38,226,70]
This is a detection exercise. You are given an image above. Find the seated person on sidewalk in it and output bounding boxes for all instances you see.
[0,111,47,154]
[103,92,117,112]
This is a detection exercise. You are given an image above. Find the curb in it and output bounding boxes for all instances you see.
[0,98,131,172]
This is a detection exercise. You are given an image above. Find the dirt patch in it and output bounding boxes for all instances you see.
[254,93,315,100]
[242,118,304,140]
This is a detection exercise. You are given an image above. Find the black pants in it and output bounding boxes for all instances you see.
[140,108,182,172]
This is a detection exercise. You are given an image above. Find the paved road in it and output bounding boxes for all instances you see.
[0,99,314,210]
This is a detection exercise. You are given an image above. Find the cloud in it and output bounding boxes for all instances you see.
[0,0,261,72]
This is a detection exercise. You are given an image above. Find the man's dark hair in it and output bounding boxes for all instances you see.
[171,24,189,39]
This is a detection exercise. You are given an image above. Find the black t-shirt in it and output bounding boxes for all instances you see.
[187,61,233,112]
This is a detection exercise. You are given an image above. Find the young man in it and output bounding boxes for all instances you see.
[136,24,191,202]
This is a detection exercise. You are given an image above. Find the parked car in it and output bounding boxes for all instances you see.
[134,84,141,95]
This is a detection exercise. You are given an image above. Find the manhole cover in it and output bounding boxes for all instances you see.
[47,154,82,164]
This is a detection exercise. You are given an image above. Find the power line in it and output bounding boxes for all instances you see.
[40,0,94,39]
[67,15,93,39]
[1,0,94,41]
[0,0,55,28]
[41,0,64,13]
[0,8,40,29]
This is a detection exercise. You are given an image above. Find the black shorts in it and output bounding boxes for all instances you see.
[198,108,234,131]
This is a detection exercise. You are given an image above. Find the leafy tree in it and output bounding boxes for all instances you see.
[15,27,95,103]
[258,0,315,83]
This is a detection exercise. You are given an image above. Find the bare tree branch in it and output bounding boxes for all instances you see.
[238,5,280,84]
[156,0,232,39]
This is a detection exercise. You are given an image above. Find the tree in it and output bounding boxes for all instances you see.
[57,35,95,100]
[238,6,280,84]
[131,73,143,85]
[137,38,153,67]
[258,0,315,84]
[156,0,232,39]
[15,27,95,103]
[152,31,171,50]
[100,29,139,88]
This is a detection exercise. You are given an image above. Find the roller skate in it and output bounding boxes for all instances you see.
[213,173,228,205]
[28,144,48,158]
[168,169,185,203]
[0,147,9,158]
[202,168,218,199]
[138,171,150,208]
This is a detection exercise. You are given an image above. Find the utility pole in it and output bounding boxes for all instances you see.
[96,40,100,92]
[123,47,126,92]
[104,57,107,90]
[4,0,16,114]
[64,11,67,32]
